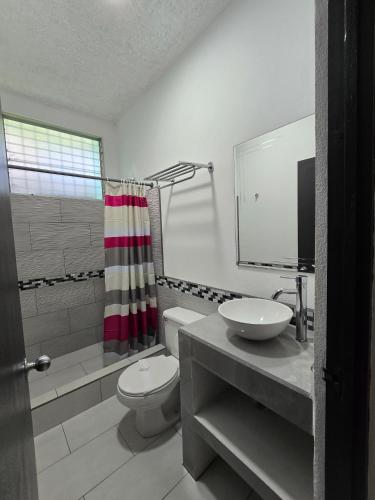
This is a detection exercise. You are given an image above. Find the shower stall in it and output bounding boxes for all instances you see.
[12,183,163,410]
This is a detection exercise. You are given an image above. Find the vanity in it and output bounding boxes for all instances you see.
[179,313,314,500]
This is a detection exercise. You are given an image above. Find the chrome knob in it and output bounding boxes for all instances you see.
[24,355,51,373]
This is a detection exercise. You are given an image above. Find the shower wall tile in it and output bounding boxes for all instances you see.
[69,301,105,333]
[23,310,70,346]
[61,198,104,224]
[13,223,31,251]
[100,369,123,400]
[11,194,110,359]
[93,278,105,301]
[25,343,42,360]
[32,381,101,435]
[11,194,61,223]
[41,327,99,359]
[146,188,163,276]
[64,247,104,274]
[16,249,65,280]
[19,289,37,318]
[90,223,104,247]
[36,281,95,314]
[30,223,91,250]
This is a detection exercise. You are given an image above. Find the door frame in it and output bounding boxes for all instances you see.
[322,0,375,498]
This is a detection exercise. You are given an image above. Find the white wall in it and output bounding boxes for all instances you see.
[0,89,119,177]
[116,0,315,305]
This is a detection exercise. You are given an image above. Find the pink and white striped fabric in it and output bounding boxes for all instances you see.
[103,181,158,361]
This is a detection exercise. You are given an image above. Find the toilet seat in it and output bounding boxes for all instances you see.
[117,355,179,398]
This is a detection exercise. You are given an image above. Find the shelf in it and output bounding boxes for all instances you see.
[193,389,313,500]
[144,161,213,189]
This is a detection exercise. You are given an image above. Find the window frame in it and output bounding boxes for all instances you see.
[3,113,105,198]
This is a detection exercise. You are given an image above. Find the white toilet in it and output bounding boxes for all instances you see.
[117,307,205,437]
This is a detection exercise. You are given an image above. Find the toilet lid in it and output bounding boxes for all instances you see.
[118,355,179,397]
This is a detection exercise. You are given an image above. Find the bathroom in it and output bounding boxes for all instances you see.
[1,1,374,499]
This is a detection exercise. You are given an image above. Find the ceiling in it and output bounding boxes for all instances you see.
[0,0,231,121]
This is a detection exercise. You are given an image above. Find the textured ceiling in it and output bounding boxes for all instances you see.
[0,0,231,121]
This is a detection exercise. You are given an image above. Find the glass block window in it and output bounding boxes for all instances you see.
[4,116,103,199]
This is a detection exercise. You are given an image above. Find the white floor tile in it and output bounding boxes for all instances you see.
[63,396,125,451]
[164,458,251,500]
[34,425,70,473]
[37,427,133,500]
[29,364,86,399]
[117,409,160,454]
[85,430,185,500]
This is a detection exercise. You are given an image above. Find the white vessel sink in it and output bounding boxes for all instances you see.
[218,298,293,341]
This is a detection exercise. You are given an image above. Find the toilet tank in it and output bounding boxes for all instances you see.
[163,307,205,358]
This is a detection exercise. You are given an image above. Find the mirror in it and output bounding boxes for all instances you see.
[234,115,315,272]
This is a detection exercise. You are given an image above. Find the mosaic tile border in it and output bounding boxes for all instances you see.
[18,270,104,291]
[156,275,314,331]
[18,271,314,330]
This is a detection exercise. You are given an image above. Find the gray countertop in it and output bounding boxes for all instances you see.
[180,313,314,399]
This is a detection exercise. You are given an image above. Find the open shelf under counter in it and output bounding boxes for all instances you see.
[180,313,313,434]
[193,388,313,500]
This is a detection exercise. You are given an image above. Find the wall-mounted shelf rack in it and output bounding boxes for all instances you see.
[144,161,214,189]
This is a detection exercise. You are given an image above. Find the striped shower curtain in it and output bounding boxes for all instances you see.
[103,181,158,362]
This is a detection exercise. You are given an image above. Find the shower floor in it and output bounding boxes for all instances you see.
[28,342,107,401]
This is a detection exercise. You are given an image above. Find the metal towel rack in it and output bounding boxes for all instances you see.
[144,161,214,189]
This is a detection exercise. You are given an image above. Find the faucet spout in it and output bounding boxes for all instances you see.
[271,288,296,300]
[271,276,308,343]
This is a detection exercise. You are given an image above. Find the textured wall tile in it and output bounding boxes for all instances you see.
[156,284,178,345]
[93,278,105,301]
[11,194,61,223]
[16,249,65,280]
[90,223,104,247]
[36,281,95,314]
[176,291,218,315]
[23,310,70,346]
[100,369,123,400]
[13,223,31,251]
[32,381,101,435]
[64,247,104,274]
[95,325,104,342]
[61,198,104,224]
[156,284,218,346]
[25,343,42,359]
[41,327,98,359]
[19,289,37,318]
[69,301,104,333]
[30,223,91,250]
[146,188,163,275]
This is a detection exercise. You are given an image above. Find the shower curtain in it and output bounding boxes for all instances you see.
[103,181,158,361]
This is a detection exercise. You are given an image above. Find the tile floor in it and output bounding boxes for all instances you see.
[34,395,261,500]
[29,343,107,400]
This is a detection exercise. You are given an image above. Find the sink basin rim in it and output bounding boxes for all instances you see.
[218,298,293,341]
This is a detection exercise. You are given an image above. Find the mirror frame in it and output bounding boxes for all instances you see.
[233,115,315,273]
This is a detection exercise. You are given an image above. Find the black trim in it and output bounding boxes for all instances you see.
[297,157,315,272]
[156,275,315,330]
[18,270,104,290]
[324,0,375,498]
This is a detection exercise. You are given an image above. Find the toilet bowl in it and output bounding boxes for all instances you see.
[117,307,205,437]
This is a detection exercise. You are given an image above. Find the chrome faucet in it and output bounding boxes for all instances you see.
[271,275,308,342]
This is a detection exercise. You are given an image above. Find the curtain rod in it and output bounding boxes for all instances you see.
[7,164,154,188]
